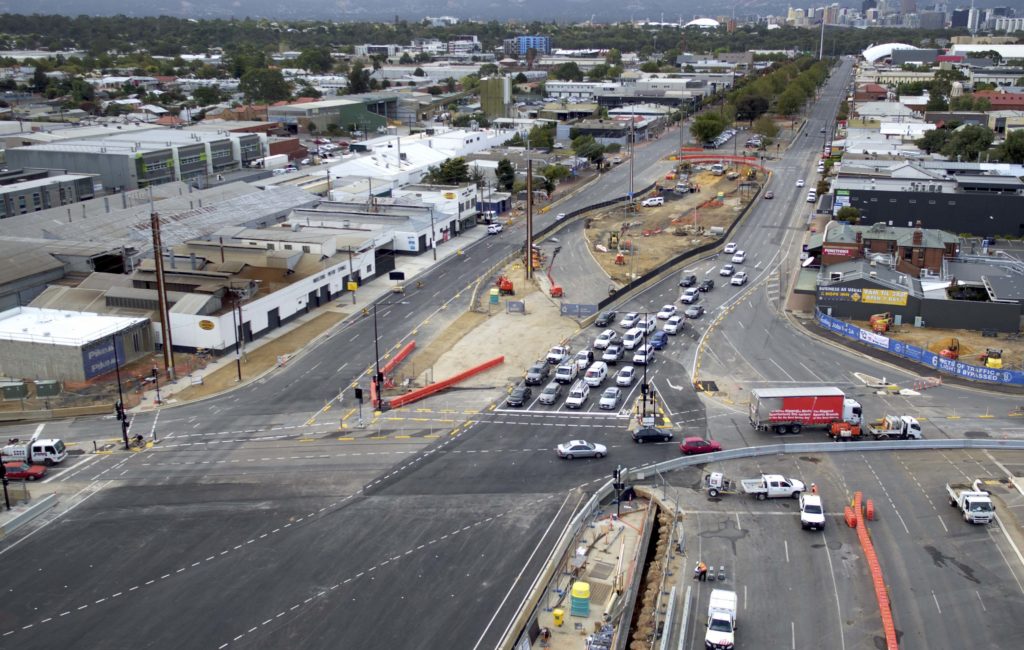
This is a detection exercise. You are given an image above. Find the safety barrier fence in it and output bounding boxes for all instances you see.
[850,490,899,650]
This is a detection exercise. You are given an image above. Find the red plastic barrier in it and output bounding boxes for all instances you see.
[370,377,379,409]
[388,356,505,408]
[851,490,899,650]
[382,341,416,377]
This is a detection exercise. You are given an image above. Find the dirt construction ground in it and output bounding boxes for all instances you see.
[391,263,578,392]
[850,320,1024,371]
[585,170,757,283]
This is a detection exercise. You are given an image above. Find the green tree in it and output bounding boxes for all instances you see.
[32,66,48,92]
[925,93,948,111]
[994,130,1024,163]
[192,85,224,105]
[836,206,861,224]
[550,61,583,81]
[514,72,528,84]
[399,52,414,64]
[347,61,371,94]
[422,157,472,184]
[496,158,516,191]
[571,134,605,163]
[690,113,727,143]
[478,63,499,76]
[606,48,622,65]
[296,47,333,74]
[239,68,291,103]
[916,128,951,154]
[752,115,779,139]
[734,94,770,122]
[775,88,804,116]
[940,124,994,161]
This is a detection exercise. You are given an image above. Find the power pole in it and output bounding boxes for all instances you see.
[525,158,534,280]
[149,201,175,379]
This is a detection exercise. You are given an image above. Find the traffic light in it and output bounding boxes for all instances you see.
[354,387,364,402]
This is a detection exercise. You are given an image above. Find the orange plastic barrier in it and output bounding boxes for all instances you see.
[370,377,379,409]
[844,506,857,528]
[387,356,505,408]
[851,490,899,650]
[381,341,416,377]
[866,499,875,521]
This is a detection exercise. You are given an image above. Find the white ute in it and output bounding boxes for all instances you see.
[704,589,738,650]
[946,481,995,524]
[740,474,805,500]
[799,494,826,530]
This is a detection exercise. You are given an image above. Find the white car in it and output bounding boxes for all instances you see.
[731,271,749,286]
[723,242,738,254]
[806,192,817,203]
[731,250,747,264]
[546,345,571,365]
[632,344,655,366]
[800,494,826,530]
[619,312,640,329]
[593,329,619,350]
[641,196,664,207]
[487,223,503,234]
[719,264,735,277]
[664,315,684,334]
[656,304,677,320]
[555,212,567,220]
[616,366,636,386]
[796,179,805,187]
[599,387,622,410]
[637,318,656,334]
[680,288,700,304]
[556,439,606,459]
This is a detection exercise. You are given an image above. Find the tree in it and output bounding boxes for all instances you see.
[994,130,1024,163]
[690,113,727,143]
[916,128,951,154]
[940,124,994,161]
[399,52,414,65]
[514,72,528,84]
[32,66,48,92]
[525,47,538,70]
[296,47,333,74]
[752,115,779,139]
[606,48,622,65]
[192,85,224,105]
[496,158,516,191]
[734,94,770,122]
[571,134,605,163]
[422,157,472,184]
[775,88,804,116]
[239,69,291,103]
[550,62,583,81]
[925,93,948,111]
[413,67,425,77]
[347,61,371,94]
[478,63,499,76]
[836,206,861,224]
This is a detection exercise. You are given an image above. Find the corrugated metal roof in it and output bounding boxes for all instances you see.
[751,387,845,398]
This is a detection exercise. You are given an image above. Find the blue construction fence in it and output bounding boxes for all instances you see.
[815,308,1024,385]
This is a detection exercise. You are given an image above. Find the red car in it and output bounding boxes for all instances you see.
[679,437,722,455]
[3,461,47,481]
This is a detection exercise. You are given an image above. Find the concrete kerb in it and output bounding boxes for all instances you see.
[0,493,58,540]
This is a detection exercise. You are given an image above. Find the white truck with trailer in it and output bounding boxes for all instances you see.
[2,435,68,465]
[704,588,738,650]
[946,481,995,525]
[251,154,289,170]
[740,474,805,500]
[864,415,923,440]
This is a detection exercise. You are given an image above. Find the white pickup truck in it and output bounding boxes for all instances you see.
[704,589,738,650]
[740,474,806,500]
[946,481,996,525]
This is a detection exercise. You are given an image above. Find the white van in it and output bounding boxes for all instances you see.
[621,327,645,350]
[584,361,609,387]
[554,363,578,384]
[565,381,591,409]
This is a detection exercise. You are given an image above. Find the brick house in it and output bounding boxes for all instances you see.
[808,221,958,277]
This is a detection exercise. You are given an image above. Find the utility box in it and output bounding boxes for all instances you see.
[35,380,61,398]
[0,381,27,400]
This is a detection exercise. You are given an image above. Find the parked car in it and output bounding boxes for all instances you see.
[680,288,700,304]
[2,461,46,481]
[524,363,550,386]
[632,344,655,365]
[796,179,805,187]
[602,344,624,364]
[599,387,622,410]
[487,223,503,234]
[664,315,685,335]
[641,196,664,207]
[806,191,817,203]
[650,331,669,350]
[616,366,637,386]
[723,242,738,254]
[731,271,749,286]
[731,250,747,264]
[619,312,640,328]
[698,279,715,292]
[594,329,619,350]
[506,384,533,407]
[684,305,706,319]
[538,381,562,405]
[595,310,617,327]
[656,304,677,320]
[556,440,607,459]
[679,274,697,287]
[719,264,735,277]
[680,436,722,455]
[632,427,673,444]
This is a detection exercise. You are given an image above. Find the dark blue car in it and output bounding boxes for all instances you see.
[650,331,669,350]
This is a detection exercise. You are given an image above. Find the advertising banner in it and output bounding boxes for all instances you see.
[82,337,124,379]
[818,286,908,306]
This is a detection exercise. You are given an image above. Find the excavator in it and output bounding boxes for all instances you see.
[980,348,1003,369]
[940,338,960,360]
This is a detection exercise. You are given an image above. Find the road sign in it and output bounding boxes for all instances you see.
[506,301,525,314]
[559,303,599,318]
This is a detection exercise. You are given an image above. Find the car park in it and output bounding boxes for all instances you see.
[723,242,738,254]
[656,304,677,320]
[632,344,655,365]
[731,271,749,286]
[595,310,617,327]
[599,387,622,410]
[719,264,735,277]
[556,440,606,459]
[698,279,714,292]
[602,344,624,364]
[487,223,503,234]
[554,363,578,384]
[664,315,684,334]
[731,250,747,264]
[640,196,664,207]
[538,381,562,405]
[524,363,550,385]
[796,179,805,187]
[573,349,594,371]
[650,331,669,350]
[632,427,673,444]
[583,361,609,387]
[619,312,640,328]
[616,366,636,386]
[2,461,46,481]
[680,436,722,455]
[594,329,619,350]
[684,305,706,319]
[680,288,700,304]
[506,384,532,407]
[679,274,697,287]
[564,381,590,409]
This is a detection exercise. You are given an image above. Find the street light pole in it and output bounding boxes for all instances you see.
[112,334,130,450]
[372,303,383,399]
